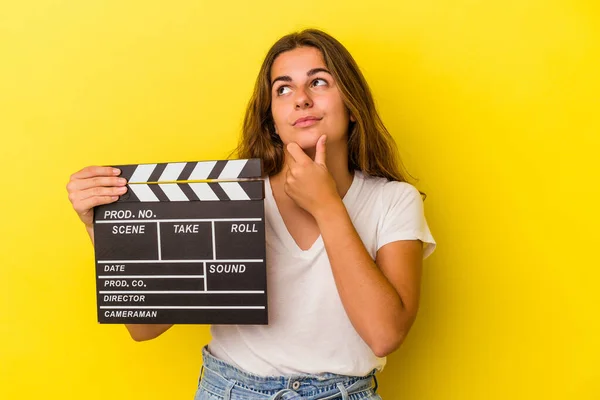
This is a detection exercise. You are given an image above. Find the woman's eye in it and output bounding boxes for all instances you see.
[312,78,327,87]
[277,86,291,95]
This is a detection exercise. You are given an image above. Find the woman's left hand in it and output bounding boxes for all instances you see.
[284,135,341,218]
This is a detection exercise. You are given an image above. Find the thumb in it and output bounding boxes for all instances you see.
[314,135,327,166]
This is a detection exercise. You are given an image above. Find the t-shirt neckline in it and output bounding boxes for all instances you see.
[265,170,361,257]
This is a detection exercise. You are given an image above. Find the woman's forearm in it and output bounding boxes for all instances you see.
[315,200,413,357]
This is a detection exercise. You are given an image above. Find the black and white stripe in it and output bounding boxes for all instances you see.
[118,181,263,202]
[115,159,262,184]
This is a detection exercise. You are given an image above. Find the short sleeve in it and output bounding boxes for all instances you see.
[377,181,437,259]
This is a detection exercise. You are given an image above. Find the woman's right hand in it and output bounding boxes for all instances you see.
[66,166,171,340]
[66,166,128,228]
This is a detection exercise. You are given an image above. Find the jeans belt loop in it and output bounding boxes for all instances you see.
[223,379,236,400]
[336,382,349,400]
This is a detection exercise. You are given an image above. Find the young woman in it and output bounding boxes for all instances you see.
[66,29,436,400]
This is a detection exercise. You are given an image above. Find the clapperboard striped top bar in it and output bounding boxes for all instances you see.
[115,159,262,184]
[113,159,264,203]
[119,181,264,202]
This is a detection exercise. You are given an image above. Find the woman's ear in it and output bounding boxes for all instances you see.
[350,114,356,122]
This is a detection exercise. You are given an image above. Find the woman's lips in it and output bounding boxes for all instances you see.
[294,117,321,127]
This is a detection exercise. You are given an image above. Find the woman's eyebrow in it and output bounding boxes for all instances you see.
[271,67,332,86]
[307,67,331,77]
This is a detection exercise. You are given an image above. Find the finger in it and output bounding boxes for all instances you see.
[286,142,310,164]
[71,166,121,180]
[285,142,299,165]
[71,185,128,203]
[314,135,327,166]
[285,166,297,182]
[73,195,121,215]
[67,176,127,192]
[283,181,289,196]
[283,178,294,196]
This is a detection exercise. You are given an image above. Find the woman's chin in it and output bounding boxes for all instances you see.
[293,132,323,149]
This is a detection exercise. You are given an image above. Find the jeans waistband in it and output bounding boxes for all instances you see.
[200,345,378,400]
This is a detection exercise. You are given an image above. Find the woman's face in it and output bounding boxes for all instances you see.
[269,46,354,151]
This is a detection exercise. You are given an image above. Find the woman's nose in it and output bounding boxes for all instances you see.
[294,88,313,109]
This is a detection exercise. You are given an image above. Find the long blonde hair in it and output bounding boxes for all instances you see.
[233,29,423,196]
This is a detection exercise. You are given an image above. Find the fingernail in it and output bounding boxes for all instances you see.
[117,186,127,192]
[113,168,121,175]
[118,178,127,184]
[111,196,119,200]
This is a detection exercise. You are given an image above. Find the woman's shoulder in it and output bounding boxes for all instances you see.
[356,170,421,200]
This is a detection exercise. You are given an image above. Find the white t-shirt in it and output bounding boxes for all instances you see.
[208,170,436,377]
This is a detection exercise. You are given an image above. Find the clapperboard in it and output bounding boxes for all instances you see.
[92,159,267,325]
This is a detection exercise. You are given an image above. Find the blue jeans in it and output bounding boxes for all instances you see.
[194,346,383,400]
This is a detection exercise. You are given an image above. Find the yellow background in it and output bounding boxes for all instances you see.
[1,1,598,399]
